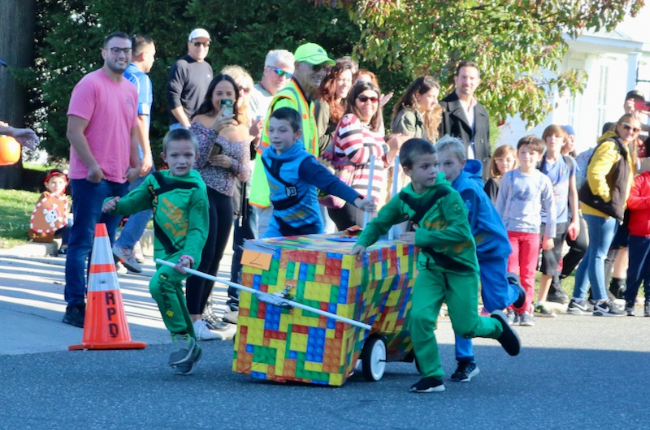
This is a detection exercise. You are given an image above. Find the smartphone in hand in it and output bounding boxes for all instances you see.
[220,99,233,116]
[210,143,223,157]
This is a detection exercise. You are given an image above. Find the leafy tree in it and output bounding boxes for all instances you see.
[317,0,645,127]
[31,0,359,162]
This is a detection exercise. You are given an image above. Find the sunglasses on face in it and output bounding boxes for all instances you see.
[268,67,292,78]
[108,47,132,55]
[357,94,379,104]
[622,123,640,133]
[193,41,210,48]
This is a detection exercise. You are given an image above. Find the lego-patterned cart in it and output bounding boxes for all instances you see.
[232,233,419,386]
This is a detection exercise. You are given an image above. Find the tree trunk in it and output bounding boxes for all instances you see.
[0,0,37,189]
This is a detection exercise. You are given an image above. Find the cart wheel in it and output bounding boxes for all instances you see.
[361,336,386,381]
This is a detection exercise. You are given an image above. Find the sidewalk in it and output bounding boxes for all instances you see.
[0,230,235,356]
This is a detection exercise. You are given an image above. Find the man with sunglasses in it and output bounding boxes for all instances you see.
[166,28,213,130]
[249,42,335,237]
[62,32,141,328]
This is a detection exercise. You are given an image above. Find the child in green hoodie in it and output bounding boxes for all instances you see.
[351,138,521,393]
[103,128,209,375]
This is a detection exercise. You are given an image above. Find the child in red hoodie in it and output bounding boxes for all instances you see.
[624,170,650,317]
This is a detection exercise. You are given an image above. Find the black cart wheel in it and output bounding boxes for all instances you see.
[361,336,387,381]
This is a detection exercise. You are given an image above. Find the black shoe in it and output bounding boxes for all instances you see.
[450,361,479,382]
[547,290,569,304]
[62,303,85,328]
[625,301,635,316]
[491,310,521,356]
[410,376,445,393]
[593,299,625,317]
[507,272,526,309]
[567,298,594,315]
[609,278,626,300]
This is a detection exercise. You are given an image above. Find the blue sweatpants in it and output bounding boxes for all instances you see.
[455,257,518,361]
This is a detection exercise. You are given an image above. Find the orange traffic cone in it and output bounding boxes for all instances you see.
[69,223,147,351]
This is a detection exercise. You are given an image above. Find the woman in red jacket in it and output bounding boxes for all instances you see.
[623,170,650,317]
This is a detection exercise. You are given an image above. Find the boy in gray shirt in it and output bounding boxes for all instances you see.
[496,135,556,327]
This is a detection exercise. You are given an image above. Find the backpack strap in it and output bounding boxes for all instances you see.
[150,172,200,256]
[399,185,452,226]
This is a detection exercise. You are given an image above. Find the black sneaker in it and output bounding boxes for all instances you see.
[62,303,85,328]
[625,300,635,317]
[593,299,625,317]
[507,272,526,308]
[410,376,445,393]
[174,343,203,376]
[567,298,594,315]
[450,361,479,382]
[547,290,569,304]
[491,310,521,356]
[169,334,197,366]
[609,278,626,300]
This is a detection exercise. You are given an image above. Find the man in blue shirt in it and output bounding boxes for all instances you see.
[112,34,156,273]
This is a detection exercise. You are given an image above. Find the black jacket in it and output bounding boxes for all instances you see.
[439,91,491,180]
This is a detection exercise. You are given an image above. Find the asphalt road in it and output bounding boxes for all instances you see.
[1,256,650,429]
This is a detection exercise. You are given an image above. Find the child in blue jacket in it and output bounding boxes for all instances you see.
[261,107,375,237]
[435,136,524,382]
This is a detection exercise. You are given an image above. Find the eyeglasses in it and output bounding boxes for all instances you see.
[357,94,379,104]
[193,41,210,48]
[268,67,292,78]
[622,123,641,133]
[108,47,132,55]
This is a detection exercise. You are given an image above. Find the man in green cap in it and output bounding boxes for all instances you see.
[249,42,335,237]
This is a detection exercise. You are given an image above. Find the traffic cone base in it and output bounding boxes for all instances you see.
[69,223,147,351]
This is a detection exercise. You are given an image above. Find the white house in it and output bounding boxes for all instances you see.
[496,8,650,153]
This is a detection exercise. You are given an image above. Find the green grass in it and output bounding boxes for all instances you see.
[0,189,41,248]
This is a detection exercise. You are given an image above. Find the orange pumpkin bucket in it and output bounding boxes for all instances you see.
[0,135,21,165]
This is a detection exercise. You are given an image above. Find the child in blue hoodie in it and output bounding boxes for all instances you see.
[261,107,375,238]
[435,136,525,382]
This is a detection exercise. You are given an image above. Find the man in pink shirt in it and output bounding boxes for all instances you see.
[63,32,141,328]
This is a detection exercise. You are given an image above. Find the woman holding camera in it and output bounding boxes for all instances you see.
[186,73,250,340]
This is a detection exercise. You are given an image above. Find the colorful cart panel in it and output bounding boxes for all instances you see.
[233,234,419,386]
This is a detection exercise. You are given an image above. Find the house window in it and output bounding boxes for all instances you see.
[596,64,610,134]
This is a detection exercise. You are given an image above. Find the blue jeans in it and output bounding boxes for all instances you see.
[64,179,129,306]
[115,163,155,249]
[572,214,618,301]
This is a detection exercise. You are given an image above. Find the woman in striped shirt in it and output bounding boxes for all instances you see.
[327,81,387,230]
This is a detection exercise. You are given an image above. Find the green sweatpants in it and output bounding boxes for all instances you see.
[410,268,504,379]
[149,253,196,340]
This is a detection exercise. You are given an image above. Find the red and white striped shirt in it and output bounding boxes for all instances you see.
[333,114,387,205]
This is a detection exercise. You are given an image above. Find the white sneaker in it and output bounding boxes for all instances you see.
[193,319,220,341]
[133,241,145,263]
[115,261,128,275]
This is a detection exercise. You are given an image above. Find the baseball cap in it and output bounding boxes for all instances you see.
[294,43,335,66]
[188,28,210,41]
[625,89,645,102]
[562,125,575,136]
